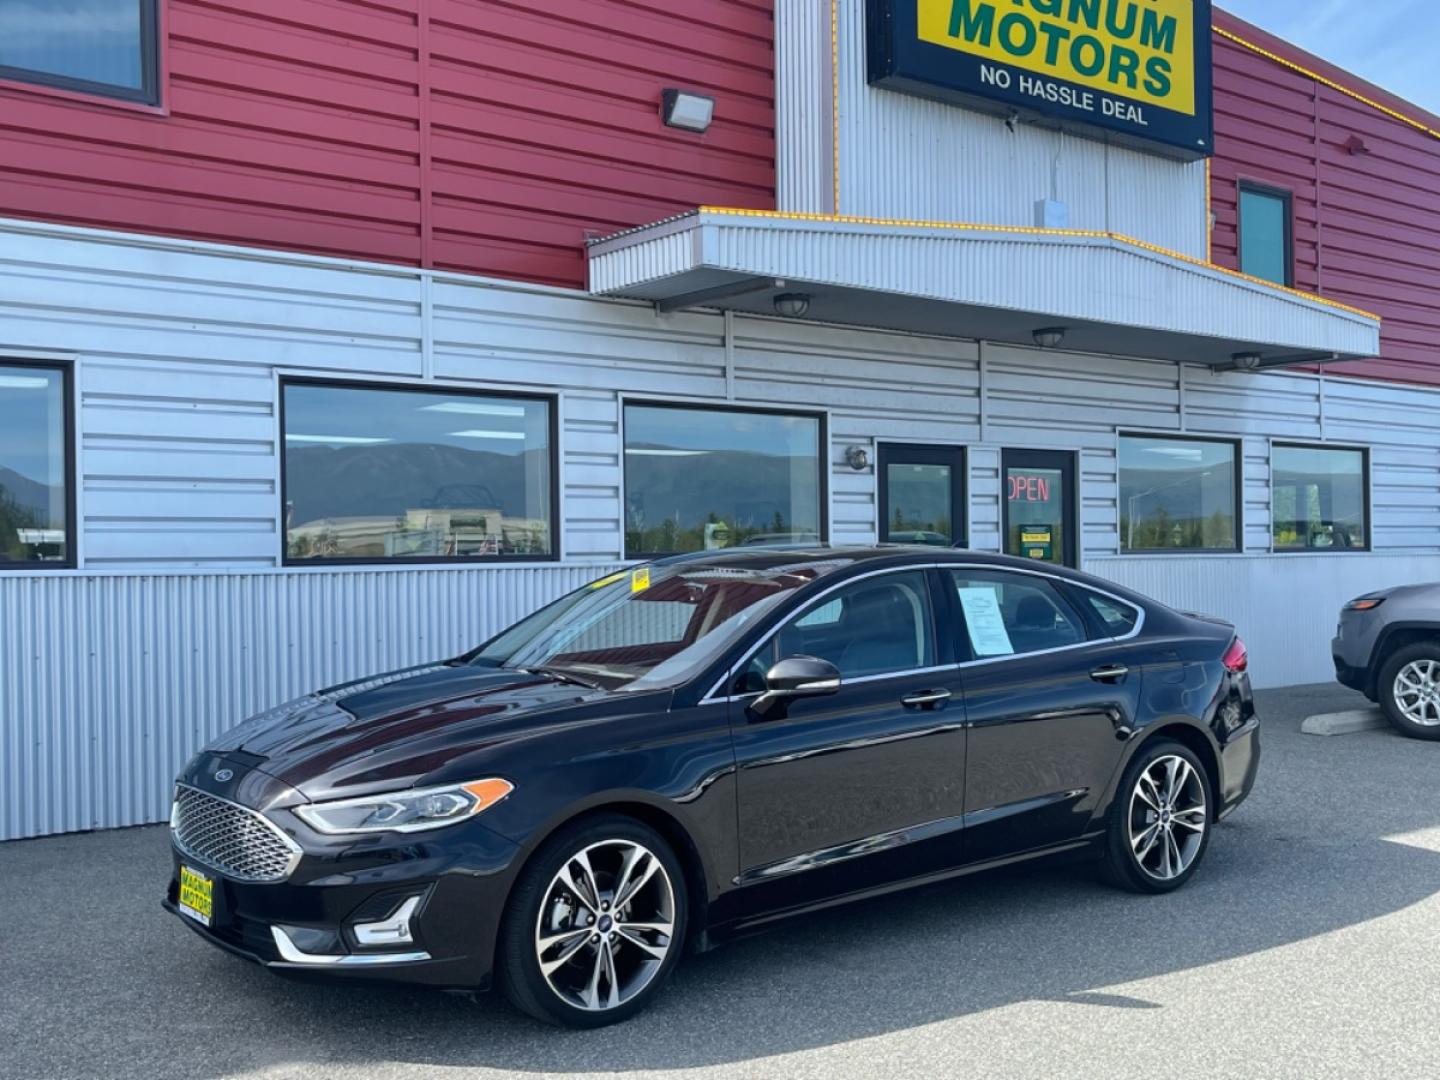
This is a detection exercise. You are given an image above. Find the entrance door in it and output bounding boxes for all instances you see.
[878,444,965,548]
[1002,450,1077,567]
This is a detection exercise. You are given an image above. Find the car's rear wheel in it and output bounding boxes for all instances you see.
[1102,740,1211,894]
[498,814,687,1027]
[1378,643,1440,741]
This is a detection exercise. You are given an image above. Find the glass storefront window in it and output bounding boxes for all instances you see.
[1272,444,1368,551]
[623,403,824,557]
[282,381,554,563]
[0,364,70,567]
[1119,435,1239,552]
[0,1,159,104]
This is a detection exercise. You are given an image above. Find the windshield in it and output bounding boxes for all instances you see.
[470,560,847,690]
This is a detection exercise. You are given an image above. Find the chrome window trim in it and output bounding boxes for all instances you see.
[171,782,305,883]
[700,561,1146,705]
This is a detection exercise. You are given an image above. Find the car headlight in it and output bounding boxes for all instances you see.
[1343,595,1386,612]
[294,778,513,835]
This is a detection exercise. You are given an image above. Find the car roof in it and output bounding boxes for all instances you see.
[651,544,1098,582]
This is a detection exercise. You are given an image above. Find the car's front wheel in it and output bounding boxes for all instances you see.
[498,814,687,1027]
[1377,643,1440,741]
[1102,740,1211,893]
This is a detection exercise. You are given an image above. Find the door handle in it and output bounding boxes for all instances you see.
[901,689,952,709]
[1090,664,1130,683]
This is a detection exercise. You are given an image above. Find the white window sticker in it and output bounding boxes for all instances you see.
[958,587,1015,657]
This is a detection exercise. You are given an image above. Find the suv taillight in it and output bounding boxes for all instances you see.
[1222,637,1248,674]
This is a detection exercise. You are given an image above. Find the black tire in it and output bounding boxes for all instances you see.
[498,814,688,1028]
[1101,739,1212,894]
[1377,642,1440,741]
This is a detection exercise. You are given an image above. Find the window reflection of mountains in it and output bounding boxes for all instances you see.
[624,444,819,527]
[286,443,549,524]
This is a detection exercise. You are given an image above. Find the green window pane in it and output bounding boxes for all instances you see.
[1239,188,1290,286]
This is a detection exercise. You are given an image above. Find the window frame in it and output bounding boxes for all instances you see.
[1269,440,1372,555]
[620,397,830,561]
[0,0,162,107]
[1236,180,1295,288]
[278,375,561,568]
[1117,431,1244,556]
[0,358,76,572]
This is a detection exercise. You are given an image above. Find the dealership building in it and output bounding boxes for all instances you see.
[2,0,1439,840]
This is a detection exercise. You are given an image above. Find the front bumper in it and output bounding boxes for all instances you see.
[163,819,521,990]
[1332,640,1370,696]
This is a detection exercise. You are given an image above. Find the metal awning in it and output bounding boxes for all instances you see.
[587,209,1381,368]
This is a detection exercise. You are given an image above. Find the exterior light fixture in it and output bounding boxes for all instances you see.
[845,445,870,471]
[1231,352,1263,371]
[660,89,715,133]
[774,293,811,318]
[1033,327,1066,349]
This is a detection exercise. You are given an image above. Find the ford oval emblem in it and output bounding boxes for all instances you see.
[214,768,234,783]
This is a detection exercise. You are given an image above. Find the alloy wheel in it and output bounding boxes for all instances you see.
[533,839,677,1013]
[1393,660,1440,727]
[1128,754,1208,882]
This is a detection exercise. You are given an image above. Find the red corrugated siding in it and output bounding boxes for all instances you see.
[0,0,774,289]
[1211,12,1440,386]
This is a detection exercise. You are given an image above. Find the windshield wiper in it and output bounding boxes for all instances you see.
[521,665,604,690]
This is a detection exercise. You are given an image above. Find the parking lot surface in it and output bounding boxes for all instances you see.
[2,683,1438,1080]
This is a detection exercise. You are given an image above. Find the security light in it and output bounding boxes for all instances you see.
[774,293,811,318]
[661,90,715,134]
[1231,352,1263,371]
[1033,327,1066,349]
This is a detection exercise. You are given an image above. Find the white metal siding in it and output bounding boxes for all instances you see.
[0,565,621,841]
[775,0,1209,256]
[3,218,1440,840]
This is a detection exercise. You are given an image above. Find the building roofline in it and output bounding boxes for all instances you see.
[1214,8,1440,141]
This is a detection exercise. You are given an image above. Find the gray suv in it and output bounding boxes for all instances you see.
[1333,584,1440,740]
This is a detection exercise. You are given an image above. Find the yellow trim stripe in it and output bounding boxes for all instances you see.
[1215,25,1440,142]
[694,206,1379,321]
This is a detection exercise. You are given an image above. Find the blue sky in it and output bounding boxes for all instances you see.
[1220,1,1440,115]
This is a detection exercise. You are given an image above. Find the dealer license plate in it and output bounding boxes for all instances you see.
[178,865,214,926]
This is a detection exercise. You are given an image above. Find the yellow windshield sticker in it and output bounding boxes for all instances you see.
[631,567,652,593]
[588,571,627,590]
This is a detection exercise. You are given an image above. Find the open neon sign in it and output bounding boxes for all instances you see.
[1008,474,1053,502]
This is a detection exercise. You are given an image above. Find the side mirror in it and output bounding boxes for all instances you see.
[752,656,841,715]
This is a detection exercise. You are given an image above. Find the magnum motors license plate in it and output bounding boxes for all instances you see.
[178,865,214,926]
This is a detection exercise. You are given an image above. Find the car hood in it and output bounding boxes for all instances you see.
[203,662,610,803]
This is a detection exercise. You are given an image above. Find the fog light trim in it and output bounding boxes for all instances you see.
[352,895,423,947]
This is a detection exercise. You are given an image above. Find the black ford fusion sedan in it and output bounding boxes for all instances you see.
[165,547,1260,1027]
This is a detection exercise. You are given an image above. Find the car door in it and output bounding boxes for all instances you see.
[944,567,1143,864]
[727,568,968,912]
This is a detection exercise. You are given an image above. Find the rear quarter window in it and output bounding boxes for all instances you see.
[1079,591,1141,637]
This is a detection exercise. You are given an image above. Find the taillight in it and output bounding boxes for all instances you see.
[1222,637,1248,674]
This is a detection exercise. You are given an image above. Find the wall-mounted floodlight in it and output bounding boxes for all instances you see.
[1033,327,1067,349]
[661,89,715,133]
[774,293,812,318]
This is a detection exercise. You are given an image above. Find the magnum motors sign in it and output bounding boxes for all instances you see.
[867,0,1213,159]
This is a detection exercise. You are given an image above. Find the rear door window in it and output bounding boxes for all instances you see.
[946,570,1088,659]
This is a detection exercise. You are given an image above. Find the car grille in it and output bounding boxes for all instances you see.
[171,784,302,883]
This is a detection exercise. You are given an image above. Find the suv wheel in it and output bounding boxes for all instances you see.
[1377,643,1440,741]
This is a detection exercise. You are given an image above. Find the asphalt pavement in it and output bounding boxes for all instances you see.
[2,683,1438,1080]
